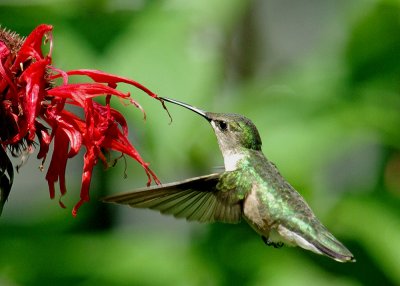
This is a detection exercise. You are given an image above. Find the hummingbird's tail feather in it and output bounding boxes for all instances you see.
[277,225,355,263]
[312,228,356,263]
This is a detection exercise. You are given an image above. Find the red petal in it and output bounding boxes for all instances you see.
[72,146,97,217]
[47,83,130,106]
[12,24,52,69]
[45,129,70,198]
[21,24,52,56]
[44,109,83,157]
[53,69,159,98]
[15,57,49,141]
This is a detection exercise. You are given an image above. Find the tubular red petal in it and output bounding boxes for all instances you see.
[48,65,69,85]
[45,129,70,197]
[43,113,82,158]
[72,199,84,217]
[72,147,96,217]
[19,59,49,140]
[58,69,159,98]
[47,83,130,106]
[47,181,56,200]
[12,24,52,69]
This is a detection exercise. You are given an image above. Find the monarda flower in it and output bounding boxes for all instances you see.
[0,24,165,216]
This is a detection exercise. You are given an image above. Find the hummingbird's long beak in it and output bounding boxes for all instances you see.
[160,97,210,121]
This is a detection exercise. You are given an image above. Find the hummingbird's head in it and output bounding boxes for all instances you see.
[161,97,262,153]
[206,112,262,152]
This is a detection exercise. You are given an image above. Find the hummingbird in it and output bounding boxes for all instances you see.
[103,97,355,263]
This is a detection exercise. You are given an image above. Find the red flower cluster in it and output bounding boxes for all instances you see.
[0,24,164,216]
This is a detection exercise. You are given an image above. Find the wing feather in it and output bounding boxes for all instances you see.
[103,173,244,224]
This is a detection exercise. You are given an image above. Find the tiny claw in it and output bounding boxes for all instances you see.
[262,236,284,248]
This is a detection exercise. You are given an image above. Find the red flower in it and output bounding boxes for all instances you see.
[0,24,165,216]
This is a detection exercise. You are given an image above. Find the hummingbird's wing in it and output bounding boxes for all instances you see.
[102,173,242,224]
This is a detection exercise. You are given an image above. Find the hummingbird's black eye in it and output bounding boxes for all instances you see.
[217,120,228,131]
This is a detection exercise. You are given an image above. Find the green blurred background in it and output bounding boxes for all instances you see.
[1,0,400,285]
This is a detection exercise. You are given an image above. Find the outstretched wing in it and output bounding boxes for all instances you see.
[102,173,243,224]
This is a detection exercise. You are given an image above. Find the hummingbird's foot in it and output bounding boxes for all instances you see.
[261,236,284,248]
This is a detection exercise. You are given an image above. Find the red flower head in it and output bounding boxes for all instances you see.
[0,24,165,216]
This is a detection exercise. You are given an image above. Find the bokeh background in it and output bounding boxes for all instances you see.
[1,0,400,285]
